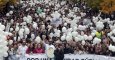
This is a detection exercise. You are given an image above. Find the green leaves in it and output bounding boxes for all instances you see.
[86,0,103,9]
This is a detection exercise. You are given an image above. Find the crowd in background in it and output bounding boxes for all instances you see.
[0,0,115,60]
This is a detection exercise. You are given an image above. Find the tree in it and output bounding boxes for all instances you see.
[86,0,115,14]
[0,0,9,11]
[0,0,17,12]
[67,0,80,4]
[100,0,115,14]
[86,0,103,9]
[9,0,17,5]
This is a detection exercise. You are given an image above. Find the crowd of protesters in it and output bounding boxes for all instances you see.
[0,0,115,60]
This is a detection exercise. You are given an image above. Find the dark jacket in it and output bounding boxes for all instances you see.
[64,48,74,54]
[54,48,64,60]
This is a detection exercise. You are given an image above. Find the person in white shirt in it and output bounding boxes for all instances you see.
[43,40,55,60]
[45,41,55,51]
[17,41,28,60]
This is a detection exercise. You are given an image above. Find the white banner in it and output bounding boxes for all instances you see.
[24,54,115,60]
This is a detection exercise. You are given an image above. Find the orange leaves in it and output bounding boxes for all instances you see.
[111,5,115,11]
[86,0,115,14]
[0,0,17,11]
[0,0,8,11]
[9,0,17,5]
[100,0,115,14]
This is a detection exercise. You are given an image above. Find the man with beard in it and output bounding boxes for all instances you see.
[17,41,28,60]
[54,44,64,60]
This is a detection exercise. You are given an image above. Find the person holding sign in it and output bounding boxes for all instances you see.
[43,40,55,60]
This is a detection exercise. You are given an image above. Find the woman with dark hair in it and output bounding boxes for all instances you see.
[33,43,44,54]
[26,43,34,54]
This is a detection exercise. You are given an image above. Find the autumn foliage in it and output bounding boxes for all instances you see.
[86,0,115,14]
[100,0,115,14]
[0,0,17,11]
[70,0,115,14]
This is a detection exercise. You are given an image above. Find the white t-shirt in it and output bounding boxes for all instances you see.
[45,44,55,58]
[45,44,55,51]
[18,45,28,60]
[18,45,28,55]
[43,41,55,51]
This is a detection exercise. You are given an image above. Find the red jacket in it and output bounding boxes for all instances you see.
[26,48,33,54]
[33,48,44,54]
